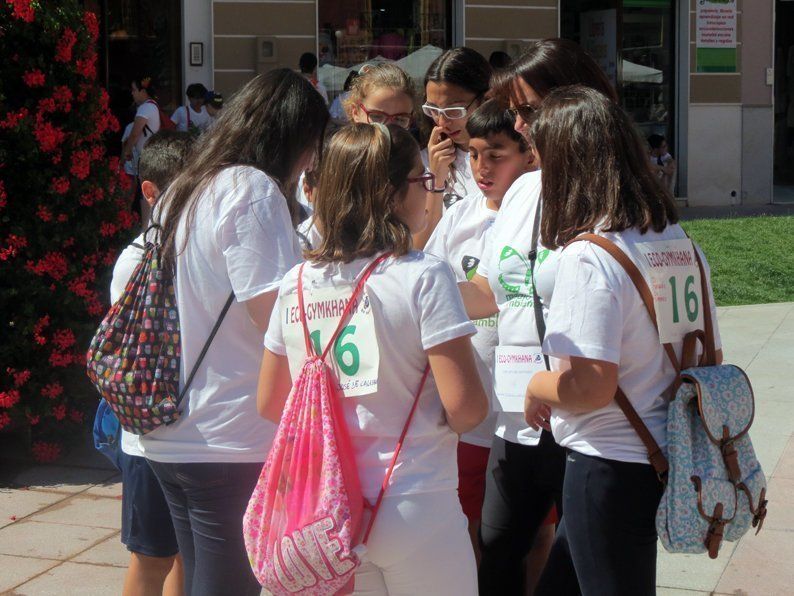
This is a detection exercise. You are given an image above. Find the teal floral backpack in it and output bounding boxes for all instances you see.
[572,234,768,559]
[86,230,233,435]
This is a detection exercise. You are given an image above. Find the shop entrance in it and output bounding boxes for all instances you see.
[87,0,182,154]
[561,0,677,191]
[774,0,794,202]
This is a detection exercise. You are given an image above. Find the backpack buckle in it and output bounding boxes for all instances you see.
[705,503,726,559]
[720,427,742,484]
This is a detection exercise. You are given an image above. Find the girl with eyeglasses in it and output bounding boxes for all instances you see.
[295,63,417,220]
[344,62,416,129]
[459,39,620,595]
[258,123,488,595]
[415,47,492,249]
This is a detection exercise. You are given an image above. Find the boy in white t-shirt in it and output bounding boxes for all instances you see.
[109,130,193,596]
[424,99,533,562]
[171,83,211,133]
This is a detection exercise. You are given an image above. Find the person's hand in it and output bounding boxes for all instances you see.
[427,126,456,182]
[524,388,551,431]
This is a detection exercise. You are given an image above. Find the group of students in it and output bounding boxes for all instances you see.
[108,37,722,596]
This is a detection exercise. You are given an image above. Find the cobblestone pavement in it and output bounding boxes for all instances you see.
[2,303,792,595]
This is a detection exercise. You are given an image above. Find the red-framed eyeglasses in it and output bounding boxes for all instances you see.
[358,104,413,129]
[406,171,437,192]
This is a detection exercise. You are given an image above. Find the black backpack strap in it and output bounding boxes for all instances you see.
[176,291,235,408]
[528,200,550,370]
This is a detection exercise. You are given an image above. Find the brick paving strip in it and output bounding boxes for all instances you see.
[1,303,793,595]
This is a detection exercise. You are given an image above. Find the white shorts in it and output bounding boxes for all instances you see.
[353,490,478,596]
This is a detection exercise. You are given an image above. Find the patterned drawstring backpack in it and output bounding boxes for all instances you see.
[86,227,233,435]
[570,234,768,559]
[243,254,429,595]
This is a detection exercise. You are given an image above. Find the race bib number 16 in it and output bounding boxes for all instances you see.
[635,238,704,344]
[281,285,380,397]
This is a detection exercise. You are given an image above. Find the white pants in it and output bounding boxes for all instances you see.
[353,490,478,596]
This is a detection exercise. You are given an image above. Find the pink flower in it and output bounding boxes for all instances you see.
[22,69,45,87]
[54,28,77,63]
[70,150,90,180]
[6,0,35,22]
[13,369,31,387]
[26,251,68,280]
[51,329,75,351]
[36,205,52,222]
[0,411,11,430]
[50,177,69,195]
[33,120,66,153]
[41,382,64,400]
[32,441,62,463]
[83,11,100,41]
[0,390,20,408]
[52,404,66,421]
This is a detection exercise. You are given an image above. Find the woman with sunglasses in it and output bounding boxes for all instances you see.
[415,47,492,249]
[460,39,619,595]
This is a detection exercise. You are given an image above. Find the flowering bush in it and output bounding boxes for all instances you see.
[1,0,136,459]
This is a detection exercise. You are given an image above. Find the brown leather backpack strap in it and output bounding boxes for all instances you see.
[614,387,669,476]
[691,245,717,366]
[568,234,679,373]
[566,234,672,478]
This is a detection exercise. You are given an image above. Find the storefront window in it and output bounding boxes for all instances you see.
[99,0,182,152]
[318,0,452,99]
[561,0,675,143]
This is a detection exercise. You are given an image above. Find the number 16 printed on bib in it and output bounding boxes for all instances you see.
[635,238,704,344]
[281,285,380,397]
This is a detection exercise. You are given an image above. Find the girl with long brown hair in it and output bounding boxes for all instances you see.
[258,123,488,594]
[460,38,618,595]
[140,68,328,595]
[416,47,492,249]
[525,86,721,595]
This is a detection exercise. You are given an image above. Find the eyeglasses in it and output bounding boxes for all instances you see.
[406,171,437,192]
[421,96,480,121]
[358,104,412,129]
[507,103,537,123]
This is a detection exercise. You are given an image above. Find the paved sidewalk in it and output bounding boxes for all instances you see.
[1,303,793,595]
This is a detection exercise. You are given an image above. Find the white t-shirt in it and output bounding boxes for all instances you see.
[296,217,322,251]
[171,104,211,132]
[109,232,149,457]
[140,166,303,463]
[544,224,721,464]
[121,123,136,176]
[421,146,480,211]
[424,193,498,447]
[135,100,161,158]
[295,171,313,216]
[478,171,560,446]
[265,252,476,500]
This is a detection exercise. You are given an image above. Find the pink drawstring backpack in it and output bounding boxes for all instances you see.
[243,254,429,595]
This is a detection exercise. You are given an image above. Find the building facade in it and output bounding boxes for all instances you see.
[100,1,785,207]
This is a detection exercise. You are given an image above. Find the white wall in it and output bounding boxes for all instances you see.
[182,0,214,90]
[741,106,774,204]
[687,105,742,206]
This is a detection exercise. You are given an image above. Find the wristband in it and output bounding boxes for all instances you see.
[430,181,447,194]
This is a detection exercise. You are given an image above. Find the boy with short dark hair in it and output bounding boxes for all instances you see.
[424,98,534,562]
[111,130,193,596]
[171,83,210,133]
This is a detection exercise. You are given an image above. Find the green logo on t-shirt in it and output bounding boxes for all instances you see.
[497,245,550,306]
[461,255,480,281]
